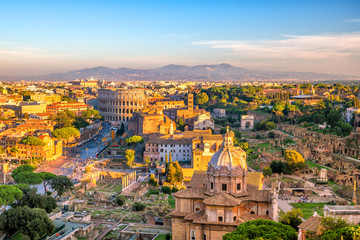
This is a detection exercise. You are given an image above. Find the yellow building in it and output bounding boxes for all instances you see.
[30,93,62,103]
[15,134,62,161]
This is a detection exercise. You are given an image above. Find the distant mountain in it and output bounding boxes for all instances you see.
[1,63,359,81]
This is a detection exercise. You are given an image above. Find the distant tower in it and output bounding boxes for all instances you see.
[187,93,194,115]
[2,163,9,185]
[311,85,315,95]
[169,121,174,135]
[296,85,300,95]
[353,180,357,205]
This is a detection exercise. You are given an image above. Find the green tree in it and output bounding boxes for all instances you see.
[176,118,186,131]
[239,142,249,150]
[49,175,74,197]
[13,171,43,185]
[196,92,209,105]
[223,219,297,240]
[73,116,90,129]
[0,185,23,209]
[148,174,158,186]
[327,110,341,128]
[38,172,56,194]
[166,161,183,184]
[266,121,276,130]
[279,208,303,231]
[0,206,55,239]
[166,163,177,184]
[12,186,57,213]
[145,156,150,175]
[161,186,172,194]
[117,123,125,137]
[321,225,359,240]
[81,108,101,120]
[52,127,80,140]
[320,216,350,233]
[125,149,135,167]
[125,135,144,145]
[20,136,45,146]
[11,164,37,179]
[273,103,285,123]
[52,109,77,127]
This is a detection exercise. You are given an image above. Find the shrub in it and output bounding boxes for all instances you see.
[268,131,275,138]
[132,202,146,211]
[161,186,172,194]
[115,195,126,206]
[263,167,273,177]
[149,174,158,186]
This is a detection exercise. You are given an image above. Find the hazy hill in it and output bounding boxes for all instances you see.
[1,63,359,81]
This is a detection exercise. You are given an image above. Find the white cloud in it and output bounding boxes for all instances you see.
[193,32,360,60]
[345,19,360,22]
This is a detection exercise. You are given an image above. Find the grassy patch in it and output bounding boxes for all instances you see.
[289,202,331,219]
[146,189,160,197]
[155,233,171,240]
[306,161,333,171]
[168,194,175,209]
[281,177,299,183]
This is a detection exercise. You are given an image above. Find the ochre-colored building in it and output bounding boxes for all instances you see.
[46,102,92,115]
[128,107,175,136]
[170,128,278,240]
[30,93,62,103]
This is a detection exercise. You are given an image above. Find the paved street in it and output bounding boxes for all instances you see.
[278,199,293,213]
[39,122,112,176]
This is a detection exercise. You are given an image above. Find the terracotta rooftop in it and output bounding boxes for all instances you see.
[247,190,271,202]
[173,187,206,199]
[298,214,321,232]
[184,210,205,220]
[203,193,240,206]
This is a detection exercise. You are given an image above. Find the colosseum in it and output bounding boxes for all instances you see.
[98,88,147,124]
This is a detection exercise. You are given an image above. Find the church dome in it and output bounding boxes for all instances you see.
[209,127,247,171]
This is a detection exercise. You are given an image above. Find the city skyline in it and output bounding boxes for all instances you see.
[1,0,360,76]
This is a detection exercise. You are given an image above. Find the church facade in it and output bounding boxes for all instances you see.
[170,127,278,240]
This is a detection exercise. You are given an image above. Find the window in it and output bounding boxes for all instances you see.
[237,183,241,191]
[218,216,223,222]
[222,184,227,191]
[250,211,255,214]
[191,230,195,240]
[210,182,214,190]
[203,234,207,240]
[233,216,237,221]
[266,211,269,216]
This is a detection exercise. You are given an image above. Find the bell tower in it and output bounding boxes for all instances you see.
[187,93,194,115]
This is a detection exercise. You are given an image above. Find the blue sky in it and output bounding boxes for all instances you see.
[0,0,359,76]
